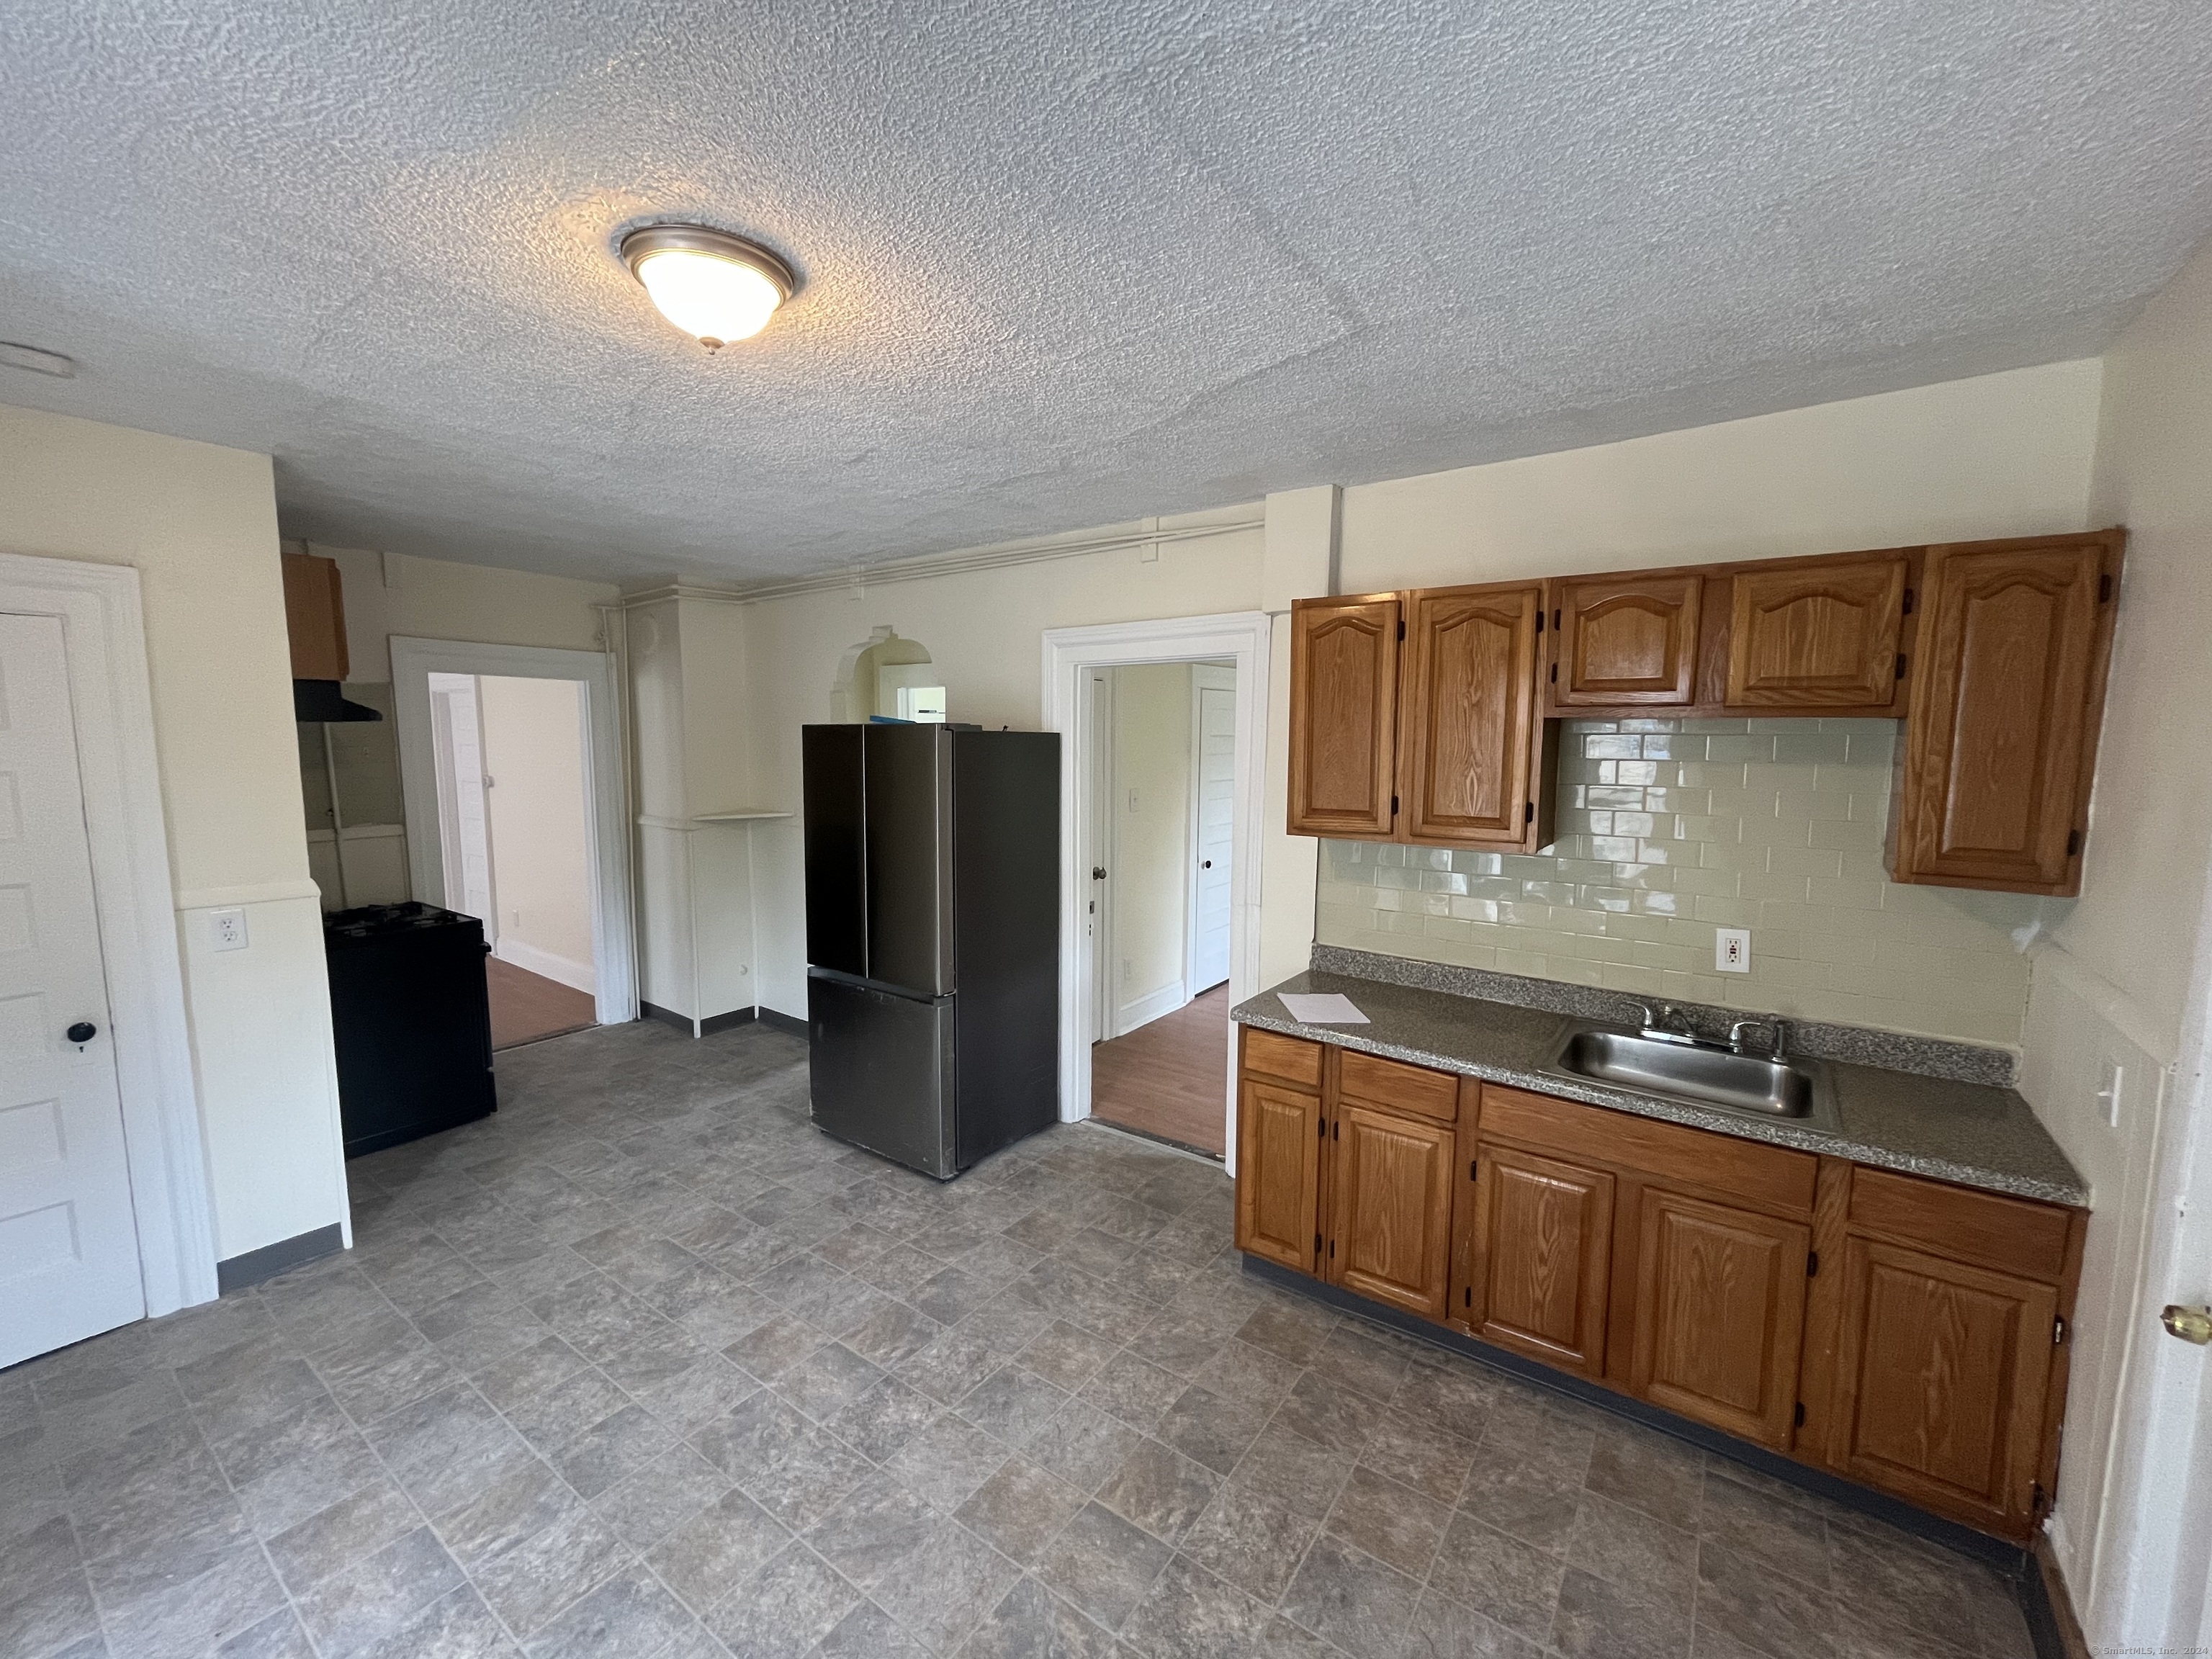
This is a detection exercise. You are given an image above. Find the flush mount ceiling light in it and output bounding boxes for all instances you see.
[620,225,794,351]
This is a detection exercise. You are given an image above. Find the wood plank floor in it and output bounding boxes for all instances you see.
[487,956,597,1050]
[1090,982,1231,1158]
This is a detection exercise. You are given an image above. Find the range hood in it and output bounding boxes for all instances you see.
[293,679,383,723]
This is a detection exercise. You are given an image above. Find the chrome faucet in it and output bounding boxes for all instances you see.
[1729,1017,1789,1062]
[1632,1002,1701,1046]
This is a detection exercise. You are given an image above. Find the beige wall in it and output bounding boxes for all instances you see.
[478,675,595,989]
[2019,239,2212,1633]
[0,403,346,1263]
[310,541,616,680]
[1109,665,1193,1025]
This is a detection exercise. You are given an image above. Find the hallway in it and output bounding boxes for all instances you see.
[1091,985,1232,1158]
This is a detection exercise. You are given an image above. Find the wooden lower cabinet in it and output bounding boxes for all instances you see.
[1233,1075,1321,1274]
[1820,1236,2059,1534]
[1233,1034,2082,1542]
[1460,1143,1613,1376]
[1328,1103,1456,1321]
[1623,1187,1809,1449]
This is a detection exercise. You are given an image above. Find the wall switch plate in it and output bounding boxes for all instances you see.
[1714,927,1751,973]
[210,908,248,952]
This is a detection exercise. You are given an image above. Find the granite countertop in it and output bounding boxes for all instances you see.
[1233,966,2087,1208]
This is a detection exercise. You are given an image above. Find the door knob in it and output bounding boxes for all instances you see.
[1092,866,1107,881]
[2163,1304,2212,1344]
[66,1021,98,1045]
[1200,860,1213,869]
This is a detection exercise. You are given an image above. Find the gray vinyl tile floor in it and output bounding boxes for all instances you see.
[1,1018,2041,1659]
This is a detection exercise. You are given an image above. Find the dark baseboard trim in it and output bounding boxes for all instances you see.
[2024,1537,2090,1659]
[1241,1255,2033,1573]
[219,1224,345,1292]
[758,1007,806,1038]
[642,1002,772,1038]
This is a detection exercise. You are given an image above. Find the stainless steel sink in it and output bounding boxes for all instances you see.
[1536,1024,1838,1128]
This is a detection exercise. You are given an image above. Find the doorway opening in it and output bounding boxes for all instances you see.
[392,637,638,1038]
[426,673,598,1048]
[1084,662,1237,1156]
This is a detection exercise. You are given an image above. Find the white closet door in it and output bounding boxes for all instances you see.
[0,611,143,1367]
[1190,680,1236,992]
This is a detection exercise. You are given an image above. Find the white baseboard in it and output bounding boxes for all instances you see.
[1114,979,1189,1038]
[495,937,598,995]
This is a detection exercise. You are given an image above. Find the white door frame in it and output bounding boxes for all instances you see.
[0,552,219,1315]
[1043,612,1269,1169]
[391,638,638,1025]
[1088,670,1116,1043]
[1186,664,1237,998]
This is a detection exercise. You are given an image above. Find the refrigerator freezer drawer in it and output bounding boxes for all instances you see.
[807,972,958,1179]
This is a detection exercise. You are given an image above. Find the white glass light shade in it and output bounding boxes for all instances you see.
[620,227,793,349]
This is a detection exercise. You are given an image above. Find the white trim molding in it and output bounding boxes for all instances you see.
[389,637,639,1026]
[493,938,596,996]
[1116,979,1190,1038]
[1043,611,1270,1172]
[0,551,220,1314]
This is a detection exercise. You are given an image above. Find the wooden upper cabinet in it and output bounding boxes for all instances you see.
[281,551,349,680]
[1725,556,1909,710]
[1822,1236,2057,1533]
[1460,1141,1613,1377]
[1891,533,2121,896]
[1288,595,1401,837]
[1234,1074,1322,1274]
[1550,572,1701,707]
[1398,584,1548,848]
[1328,1102,1456,1321]
[1624,1188,1811,1449]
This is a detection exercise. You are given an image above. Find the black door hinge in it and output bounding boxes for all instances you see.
[1464,1285,1472,1308]
[1794,1401,1806,1428]
[2054,1315,2068,1345]
[2099,574,2113,603]
[1315,1231,1322,1254]
[1552,608,1561,630]
[1332,1120,1339,1141]
[1807,1251,1819,1278]
[1469,1159,1478,1182]
[1550,662,1558,683]
[1902,588,1915,616]
[1319,1116,1327,1140]
[2067,830,2082,858]
[1894,653,1908,680]
[1397,620,1406,640]
[1535,610,1545,633]
[2032,1481,2049,1517]
[1391,795,1400,815]
[1524,801,1535,824]
[1328,1238,1335,1260]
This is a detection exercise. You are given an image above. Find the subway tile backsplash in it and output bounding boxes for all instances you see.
[1316,719,2062,1049]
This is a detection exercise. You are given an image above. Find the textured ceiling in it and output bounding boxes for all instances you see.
[3,3,2211,585]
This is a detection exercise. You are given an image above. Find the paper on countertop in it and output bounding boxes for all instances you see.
[1277,992,1370,1025]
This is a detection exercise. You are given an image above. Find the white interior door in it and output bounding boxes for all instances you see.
[1087,671,1113,1041]
[1190,671,1236,993]
[430,675,495,936]
[0,611,144,1367]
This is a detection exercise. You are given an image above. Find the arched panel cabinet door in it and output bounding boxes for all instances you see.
[1398,583,1552,850]
[1724,556,1909,711]
[1548,573,1701,708]
[1891,531,2123,896]
[1287,594,1401,837]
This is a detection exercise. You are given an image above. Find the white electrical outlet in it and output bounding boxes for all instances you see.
[210,908,248,952]
[1714,927,1751,973]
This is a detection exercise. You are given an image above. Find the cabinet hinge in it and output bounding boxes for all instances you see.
[1550,662,1558,683]
[1464,1285,1472,1308]
[1902,588,1914,616]
[1894,653,1907,680]
[1328,1238,1335,1260]
[1794,1401,1806,1428]
[1469,1159,1478,1182]
[1391,795,1400,815]
[2054,1315,2068,1346]
[1552,608,1561,630]
[1319,1116,1327,1140]
[1332,1120,1339,1141]
[1806,1251,1819,1278]
[1535,609,1545,633]
[2067,830,2082,858]
[2032,1480,2049,1518]
[1524,801,1535,824]
[1397,620,1406,640]
[1316,1231,1322,1255]
[2099,573,2113,603]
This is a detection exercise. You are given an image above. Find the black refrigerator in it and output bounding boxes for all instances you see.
[803,723,1059,1179]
